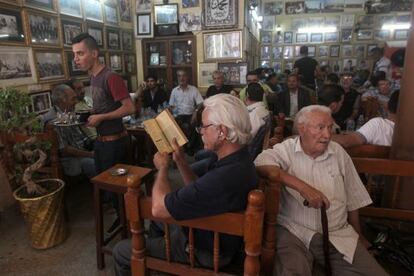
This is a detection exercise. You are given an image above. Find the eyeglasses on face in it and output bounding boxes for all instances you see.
[195,123,214,134]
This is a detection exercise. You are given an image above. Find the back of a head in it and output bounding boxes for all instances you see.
[246,83,264,102]
[318,84,344,106]
[52,84,71,106]
[370,70,386,87]
[203,94,252,145]
[388,90,399,114]
[146,74,158,82]
[66,78,82,90]
[71,33,99,51]
[326,73,340,84]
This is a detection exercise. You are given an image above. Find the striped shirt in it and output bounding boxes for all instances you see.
[254,137,372,263]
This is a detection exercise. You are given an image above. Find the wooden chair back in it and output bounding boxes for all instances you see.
[352,157,414,222]
[268,115,286,148]
[346,144,390,158]
[361,97,380,122]
[124,174,265,276]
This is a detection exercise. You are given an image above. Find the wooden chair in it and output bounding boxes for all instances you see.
[124,174,265,276]
[268,115,286,148]
[346,144,390,159]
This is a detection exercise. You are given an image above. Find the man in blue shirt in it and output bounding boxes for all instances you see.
[113,94,258,275]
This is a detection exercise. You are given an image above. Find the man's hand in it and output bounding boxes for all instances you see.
[153,152,170,170]
[87,114,104,127]
[299,184,330,209]
[171,138,185,164]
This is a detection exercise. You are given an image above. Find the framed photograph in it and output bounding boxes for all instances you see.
[318,45,329,57]
[136,0,151,13]
[149,52,159,65]
[203,31,242,60]
[30,91,51,114]
[198,62,217,87]
[261,31,272,44]
[365,0,391,13]
[273,32,283,43]
[284,31,293,44]
[106,28,120,50]
[342,45,353,57]
[261,60,270,68]
[261,46,271,60]
[0,6,25,44]
[296,33,308,43]
[179,12,202,32]
[292,18,307,30]
[263,1,283,15]
[65,51,86,76]
[272,61,282,74]
[330,45,340,57]
[367,44,377,53]
[284,60,293,71]
[272,46,283,59]
[154,4,178,25]
[119,0,132,22]
[34,50,65,81]
[375,29,390,41]
[136,13,151,36]
[183,0,200,8]
[203,0,237,29]
[325,16,340,27]
[324,32,338,42]
[84,0,103,22]
[357,30,373,40]
[341,14,355,27]
[357,59,369,70]
[294,45,301,57]
[27,11,60,46]
[285,1,306,14]
[343,58,357,72]
[354,44,366,58]
[283,46,294,59]
[341,29,352,42]
[109,52,122,72]
[0,47,36,87]
[124,53,136,74]
[24,0,54,11]
[376,15,395,26]
[61,18,83,47]
[121,30,133,51]
[394,29,409,40]
[330,60,342,74]
[104,4,119,25]
[357,15,374,28]
[262,16,275,31]
[310,33,323,43]
[87,23,104,48]
[59,0,82,17]
[218,62,248,86]
[98,52,106,65]
[308,46,316,57]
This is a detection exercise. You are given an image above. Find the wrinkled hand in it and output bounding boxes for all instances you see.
[300,184,330,209]
[153,152,170,170]
[171,138,185,163]
[86,114,103,127]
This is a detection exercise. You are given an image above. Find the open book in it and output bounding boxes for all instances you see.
[142,109,188,153]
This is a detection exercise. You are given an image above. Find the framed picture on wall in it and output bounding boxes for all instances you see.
[121,30,133,50]
[87,23,104,48]
[33,50,65,81]
[109,52,122,72]
[394,29,409,40]
[284,32,293,44]
[261,31,272,44]
[357,29,373,40]
[296,33,308,43]
[0,47,37,86]
[318,45,329,57]
[218,62,248,86]
[106,28,120,50]
[136,13,151,36]
[341,29,352,42]
[354,44,366,58]
[154,4,178,25]
[65,51,86,76]
[324,32,339,42]
[203,0,237,29]
[123,53,136,74]
[330,45,340,57]
[30,90,52,114]
[59,0,82,17]
[119,0,132,22]
[308,46,316,57]
[27,11,60,46]
[203,31,242,60]
[61,18,83,47]
[310,33,323,43]
[375,29,390,40]
[136,0,151,13]
[24,0,54,11]
[104,4,119,25]
[198,62,217,87]
[0,6,25,44]
[272,46,283,59]
[342,45,353,57]
[83,0,103,22]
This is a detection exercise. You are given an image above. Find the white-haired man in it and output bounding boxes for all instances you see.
[113,94,258,276]
[255,105,387,275]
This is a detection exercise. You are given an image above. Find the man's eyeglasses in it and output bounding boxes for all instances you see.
[195,124,214,134]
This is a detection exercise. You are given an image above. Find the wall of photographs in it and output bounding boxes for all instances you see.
[259,0,412,74]
[0,0,136,104]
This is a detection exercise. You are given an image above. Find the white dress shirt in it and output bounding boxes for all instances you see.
[254,137,372,263]
[357,117,394,146]
[169,84,203,115]
[247,101,269,138]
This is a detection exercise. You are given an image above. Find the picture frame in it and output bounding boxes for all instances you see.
[61,18,83,47]
[374,29,390,41]
[136,13,151,36]
[123,53,136,74]
[218,62,248,86]
[294,45,301,57]
[283,46,294,59]
[261,46,271,60]
[155,24,178,36]
[65,51,86,76]
[149,52,159,66]
[308,46,316,57]
[119,0,132,22]
[183,0,200,8]
[357,29,373,40]
[330,45,340,57]
[261,31,272,44]
[310,33,323,43]
[318,45,329,57]
[261,60,270,68]
[104,4,119,25]
[324,32,339,43]
[0,6,25,44]
[0,46,37,87]
[342,45,353,58]
[272,61,282,74]
[263,1,284,16]
[24,0,54,11]
[203,0,237,29]
[285,1,306,15]
[284,31,293,44]
[203,30,242,60]
[98,52,106,65]
[27,10,60,46]
[136,0,151,13]
[109,52,122,72]
[394,29,409,40]
[330,60,342,74]
[33,50,65,82]
[367,44,378,53]
[121,29,133,51]
[296,33,308,43]
[343,58,357,72]
[179,12,202,32]
[272,46,283,59]
[354,44,366,58]
[154,4,178,25]
[58,0,82,18]
[262,16,275,31]
[83,0,103,22]
[106,27,120,50]
[86,23,104,48]
[341,14,355,27]
[284,60,293,71]
[30,90,51,114]
[198,62,217,87]
[357,15,374,28]
[341,29,352,42]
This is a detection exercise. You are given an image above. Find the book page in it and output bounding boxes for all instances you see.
[142,118,173,153]
[156,109,188,148]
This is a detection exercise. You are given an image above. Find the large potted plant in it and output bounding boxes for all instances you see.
[0,87,67,249]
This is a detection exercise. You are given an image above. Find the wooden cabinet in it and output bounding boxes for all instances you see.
[142,35,197,92]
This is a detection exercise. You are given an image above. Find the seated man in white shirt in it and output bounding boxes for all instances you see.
[244,83,270,138]
[255,105,387,276]
[333,90,399,147]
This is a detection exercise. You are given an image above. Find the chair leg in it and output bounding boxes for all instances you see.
[94,185,105,269]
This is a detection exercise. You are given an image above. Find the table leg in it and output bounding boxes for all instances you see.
[118,193,128,238]
[94,186,105,269]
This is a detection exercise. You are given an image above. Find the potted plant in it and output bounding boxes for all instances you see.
[0,87,67,249]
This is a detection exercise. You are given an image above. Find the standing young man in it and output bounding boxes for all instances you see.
[72,33,135,229]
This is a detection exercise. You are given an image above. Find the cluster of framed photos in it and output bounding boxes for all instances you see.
[198,62,247,88]
[0,0,135,87]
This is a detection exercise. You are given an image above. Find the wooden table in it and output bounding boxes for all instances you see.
[91,164,153,269]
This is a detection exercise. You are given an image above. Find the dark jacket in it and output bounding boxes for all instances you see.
[277,88,312,116]
[142,87,168,112]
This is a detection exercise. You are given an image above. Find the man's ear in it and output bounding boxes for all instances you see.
[296,123,305,136]
[92,49,99,58]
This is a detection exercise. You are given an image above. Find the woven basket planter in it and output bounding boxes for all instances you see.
[13,179,68,249]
